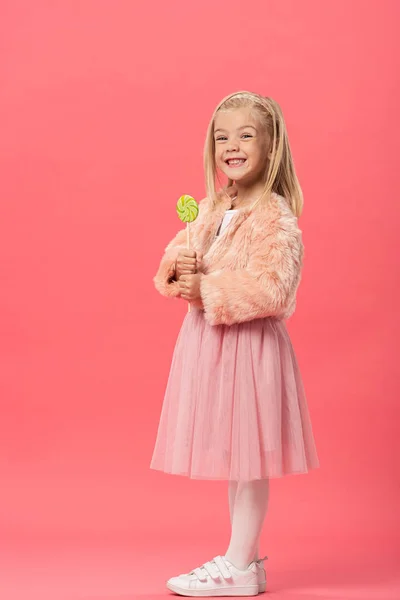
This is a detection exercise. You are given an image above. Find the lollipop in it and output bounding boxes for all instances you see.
[176,195,199,312]
[176,194,199,248]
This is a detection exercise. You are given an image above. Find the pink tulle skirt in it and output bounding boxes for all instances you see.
[150,308,319,481]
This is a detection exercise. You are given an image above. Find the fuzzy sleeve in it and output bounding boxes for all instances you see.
[200,208,303,325]
[153,228,188,297]
[153,197,209,298]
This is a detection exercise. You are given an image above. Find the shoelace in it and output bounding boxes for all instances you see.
[191,555,269,582]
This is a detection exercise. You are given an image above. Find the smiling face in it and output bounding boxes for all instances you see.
[213,107,270,184]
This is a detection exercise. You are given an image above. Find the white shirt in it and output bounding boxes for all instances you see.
[217,209,238,237]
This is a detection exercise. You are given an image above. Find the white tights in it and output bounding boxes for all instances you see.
[225,479,270,570]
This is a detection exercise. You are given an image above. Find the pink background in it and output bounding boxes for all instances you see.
[0,1,399,598]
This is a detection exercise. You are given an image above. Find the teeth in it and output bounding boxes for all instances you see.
[228,159,245,165]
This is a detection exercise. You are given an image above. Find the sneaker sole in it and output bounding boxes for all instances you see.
[258,581,266,594]
[167,581,259,596]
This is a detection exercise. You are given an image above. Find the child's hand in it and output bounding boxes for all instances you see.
[178,273,202,302]
[176,250,203,280]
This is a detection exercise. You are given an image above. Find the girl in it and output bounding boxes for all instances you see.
[151,91,319,597]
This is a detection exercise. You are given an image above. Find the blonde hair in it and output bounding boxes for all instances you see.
[204,91,304,217]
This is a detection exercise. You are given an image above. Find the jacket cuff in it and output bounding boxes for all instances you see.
[153,248,182,298]
[200,272,230,326]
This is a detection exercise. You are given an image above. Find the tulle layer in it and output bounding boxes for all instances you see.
[150,308,319,481]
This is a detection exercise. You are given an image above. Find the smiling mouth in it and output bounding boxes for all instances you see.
[225,158,247,167]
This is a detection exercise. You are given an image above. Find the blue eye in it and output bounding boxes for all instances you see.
[242,134,252,139]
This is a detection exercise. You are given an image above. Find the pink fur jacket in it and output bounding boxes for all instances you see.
[153,192,303,326]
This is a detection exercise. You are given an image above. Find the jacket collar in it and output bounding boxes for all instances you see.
[198,195,255,256]
[213,191,269,216]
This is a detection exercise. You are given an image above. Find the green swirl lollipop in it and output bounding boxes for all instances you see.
[176,195,199,223]
[176,195,199,313]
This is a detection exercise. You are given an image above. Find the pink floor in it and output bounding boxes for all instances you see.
[1,533,399,600]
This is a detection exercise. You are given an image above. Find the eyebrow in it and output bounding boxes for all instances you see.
[214,125,257,134]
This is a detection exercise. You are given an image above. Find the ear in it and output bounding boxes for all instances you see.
[267,144,275,160]
[267,137,278,160]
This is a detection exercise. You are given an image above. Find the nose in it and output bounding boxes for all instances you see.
[227,138,239,152]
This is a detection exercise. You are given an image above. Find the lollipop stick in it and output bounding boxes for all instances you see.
[176,195,199,314]
[187,222,191,313]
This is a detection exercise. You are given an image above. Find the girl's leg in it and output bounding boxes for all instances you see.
[228,480,260,562]
[228,480,238,522]
[225,478,270,570]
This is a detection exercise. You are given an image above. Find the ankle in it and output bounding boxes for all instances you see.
[224,553,250,571]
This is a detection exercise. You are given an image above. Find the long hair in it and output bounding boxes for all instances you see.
[203,91,303,217]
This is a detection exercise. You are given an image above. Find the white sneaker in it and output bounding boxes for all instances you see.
[253,556,268,593]
[166,555,259,596]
